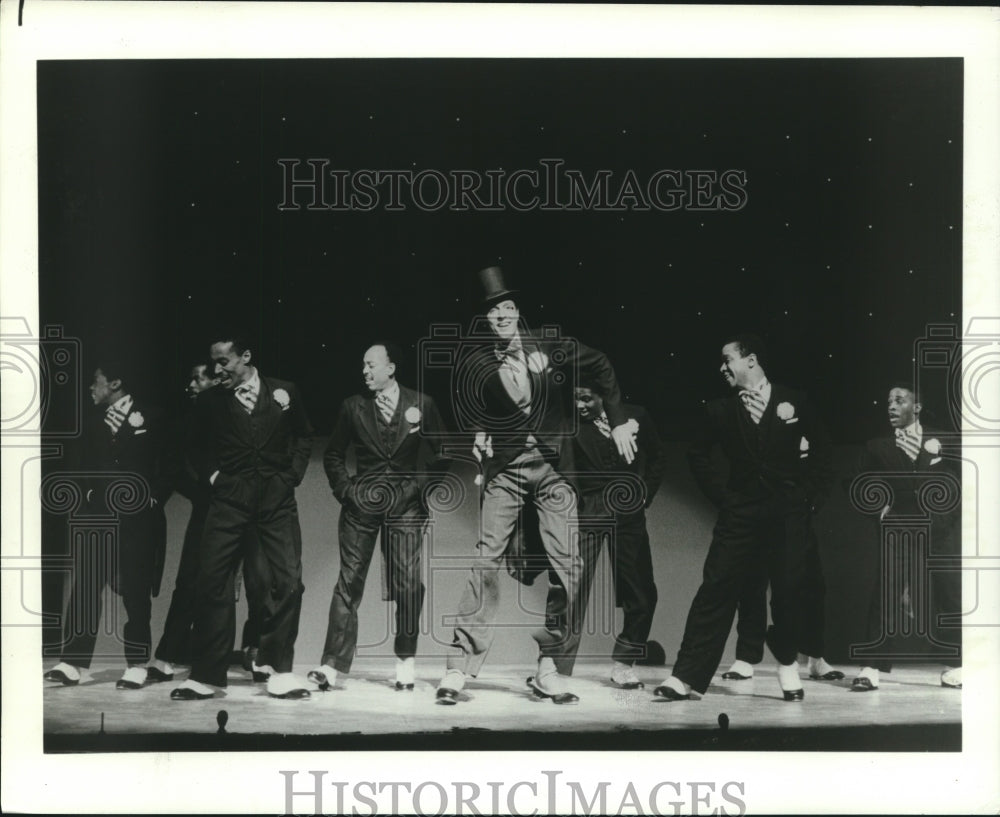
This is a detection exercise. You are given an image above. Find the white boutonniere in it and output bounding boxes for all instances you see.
[776,402,796,422]
[526,350,549,373]
[128,411,144,428]
[273,388,291,410]
[799,436,809,458]
[405,406,422,432]
[924,438,941,456]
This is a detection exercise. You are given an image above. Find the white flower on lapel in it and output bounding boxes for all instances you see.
[128,411,144,428]
[273,388,291,410]
[924,438,941,456]
[526,350,549,373]
[776,402,795,421]
[405,406,422,426]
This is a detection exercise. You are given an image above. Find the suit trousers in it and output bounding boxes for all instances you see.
[549,494,658,674]
[733,527,827,663]
[321,502,427,673]
[190,473,304,687]
[155,500,263,664]
[60,513,158,668]
[447,448,582,676]
[858,523,961,672]
[673,494,812,694]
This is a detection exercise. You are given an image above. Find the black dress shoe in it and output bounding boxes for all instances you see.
[809,670,845,681]
[635,639,666,667]
[721,671,753,681]
[268,688,311,700]
[252,669,271,683]
[395,682,415,691]
[782,688,805,701]
[146,667,174,683]
[242,647,258,673]
[435,687,459,705]
[851,677,878,692]
[116,678,143,690]
[613,679,645,690]
[170,687,214,701]
[526,676,579,705]
[653,685,691,701]
[43,668,79,686]
[307,669,331,691]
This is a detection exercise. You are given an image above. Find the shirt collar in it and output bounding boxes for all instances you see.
[377,380,400,406]
[898,420,922,437]
[236,368,260,394]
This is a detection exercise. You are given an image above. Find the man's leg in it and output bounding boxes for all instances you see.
[155,501,208,665]
[385,509,427,665]
[443,465,525,679]
[319,507,380,675]
[665,505,761,696]
[610,512,659,667]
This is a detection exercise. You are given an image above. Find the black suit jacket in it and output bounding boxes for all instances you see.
[323,384,447,514]
[80,397,172,594]
[688,384,834,511]
[856,429,960,536]
[460,331,627,487]
[572,404,665,509]
[191,375,313,492]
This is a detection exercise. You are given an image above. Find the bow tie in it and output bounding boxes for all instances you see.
[494,339,524,363]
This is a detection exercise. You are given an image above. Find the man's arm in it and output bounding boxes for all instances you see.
[287,383,314,485]
[802,396,836,513]
[636,407,666,507]
[323,399,355,503]
[687,402,726,507]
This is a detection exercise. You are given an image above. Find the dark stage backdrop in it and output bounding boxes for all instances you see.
[38,58,962,664]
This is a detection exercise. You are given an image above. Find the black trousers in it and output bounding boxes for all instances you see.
[857,523,961,672]
[59,511,162,668]
[155,499,265,664]
[321,503,426,674]
[673,494,812,694]
[550,494,658,675]
[189,473,303,687]
[733,527,827,663]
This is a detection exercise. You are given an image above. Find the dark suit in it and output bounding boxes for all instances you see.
[552,404,665,674]
[154,405,264,665]
[60,397,171,668]
[187,374,313,687]
[446,332,627,676]
[321,384,446,673]
[674,384,835,694]
[853,429,961,672]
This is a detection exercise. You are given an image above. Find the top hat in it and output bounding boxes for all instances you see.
[478,266,518,306]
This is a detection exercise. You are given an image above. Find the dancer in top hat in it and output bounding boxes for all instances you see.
[310,342,447,692]
[655,333,835,702]
[436,266,636,705]
[170,333,314,700]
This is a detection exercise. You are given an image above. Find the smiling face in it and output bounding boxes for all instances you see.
[210,341,253,390]
[719,342,757,390]
[575,387,604,421]
[887,387,920,429]
[487,299,519,341]
[186,364,218,399]
[363,344,395,393]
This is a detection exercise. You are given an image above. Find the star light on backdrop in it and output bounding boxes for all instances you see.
[38,57,962,440]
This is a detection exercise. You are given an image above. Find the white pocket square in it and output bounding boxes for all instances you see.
[930,456,942,465]
[134,429,147,435]
[408,426,420,434]
[784,417,799,424]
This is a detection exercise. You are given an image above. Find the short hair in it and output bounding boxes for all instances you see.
[722,332,768,370]
[97,359,130,390]
[210,331,253,356]
[369,340,402,373]
[192,360,216,377]
[575,377,607,398]
[888,380,919,402]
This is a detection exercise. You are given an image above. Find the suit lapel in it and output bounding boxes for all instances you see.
[756,385,781,453]
[576,421,608,468]
[389,386,415,456]
[729,395,759,455]
[356,396,386,454]
[253,378,283,445]
[224,388,255,443]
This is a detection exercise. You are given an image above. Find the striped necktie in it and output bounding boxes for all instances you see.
[376,391,395,424]
[234,382,257,414]
[739,389,767,424]
[104,396,133,434]
[895,427,920,461]
[592,414,612,439]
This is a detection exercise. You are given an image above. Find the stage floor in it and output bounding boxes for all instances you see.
[43,659,961,752]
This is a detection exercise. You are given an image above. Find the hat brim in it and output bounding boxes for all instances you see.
[483,289,519,306]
